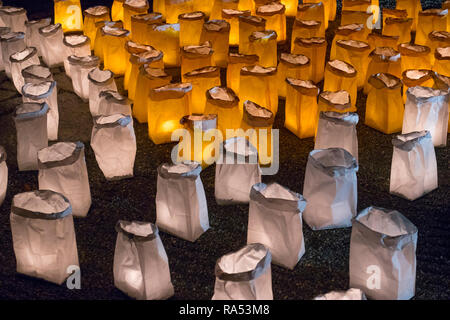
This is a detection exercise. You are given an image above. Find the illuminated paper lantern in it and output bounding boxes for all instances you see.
[87,68,117,116]
[179,11,205,47]
[0,6,27,33]
[318,90,353,114]
[102,26,130,75]
[113,220,174,300]
[124,41,156,90]
[0,31,25,79]
[133,67,172,123]
[156,162,209,241]
[165,0,194,23]
[22,81,59,141]
[297,2,326,33]
[291,19,323,50]
[256,2,286,42]
[10,47,40,93]
[277,53,311,98]
[97,90,132,117]
[238,15,265,54]
[284,78,319,139]
[416,9,448,46]
[383,8,408,20]
[10,190,79,285]
[62,33,90,78]
[390,131,437,200]
[433,47,450,77]
[183,66,221,114]
[204,86,241,135]
[341,10,371,32]
[292,37,326,83]
[54,0,83,32]
[315,288,366,300]
[210,0,239,21]
[222,9,250,46]
[365,73,403,134]
[148,83,192,144]
[335,39,370,89]
[38,142,91,218]
[342,0,370,11]
[212,243,272,300]
[367,33,399,52]
[0,146,6,206]
[91,114,137,180]
[247,182,306,270]
[364,47,402,94]
[0,26,10,71]
[402,69,434,103]
[180,43,214,79]
[24,18,51,57]
[329,23,366,59]
[68,55,100,101]
[396,0,421,31]
[281,0,298,17]
[83,6,110,49]
[13,103,49,171]
[130,13,163,44]
[215,137,261,205]
[398,43,432,72]
[427,31,450,65]
[315,112,359,162]
[382,17,413,44]
[93,21,123,61]
[148,23,180,67]
[123,0,149,32]
[303,148,358,230]
[38,24,65,68]
[153,0,166,16]
[22,64,53,85]
[350,206,418,300]
[402,86,449,147]
[323,60,358,111]
[112,0,125,21]
[227,53,258,95]
[194,0,214,17]
[248,30,278,67]
[201,19,230,67]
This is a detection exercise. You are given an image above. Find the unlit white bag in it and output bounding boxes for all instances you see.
[38,142,91,218]
[0,6,27,33]
[97,90,132,117]
[88,68,117,116]
[10,47,40,93]
[38,23,65,67]
[68,55,100,101]
[22,64,53,84]
[212,243,273,300]
[63,34,90,78]
[0,26,11,71]
[0,146,7,206]
[349,206,418,300]
[314,288,366,300]
[0,31,25,78]
[25,18,51,57]
[247,182,306,270]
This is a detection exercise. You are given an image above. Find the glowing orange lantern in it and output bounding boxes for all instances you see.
[291,19,323,50]
[93,21,123,61]
[153,0,166,17]
[324,59,358,111]
[364,47,402,94]
[396,0,422,31]
[179,11,206,47]
[193,0,214,17]
[222,8,251,46]
[398,42,432,72]
[277,53,311,98]
[238,15,266,54]
[124,41,155,87]
[318,90,353,114]
[130,12,163,44]
[292,37,327,83]
[416,9,448,46]
[297,2,326,34]
[227,53,259,95]
[53,0,83,32]
[335,39,370,89]
[111,0,125,21]
[148,23,181,67]
[280,0,299,17]
[123,0,149,33]
[210,0,239,20]
[83,6,110,49]
[256,2,286,43]
[248,30,278,67]
[402,69,435,103]
[433,47,450,77]
[204,86,241,136]
[367,32,399,51]
[165,0,194,24]
[183,66,221,114]
[341,10,371,35]
[382,17,413,45]
[201,19,230,67]
[180,43,214,80]
[102,26,130,75]
[304,0,335,21]
[329,23,366,59]
[427,31,450,65]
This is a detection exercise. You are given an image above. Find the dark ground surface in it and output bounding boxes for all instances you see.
[0,0,449,300]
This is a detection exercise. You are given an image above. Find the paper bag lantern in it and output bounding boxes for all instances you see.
[204,86,241,135]
[133,67,172,123]
[433,47,450,77]
[318,90,353,114]
[93,21,123,61]
[427,31,450,65]
[277,53,311,98]
[364,47,402,94]
[97,90,132,117]
[297,2,326,34]
[342,0,371,12]
[256,2,286,43]
[180,43,214,79]
[248,30,278,68]
[0,146,6,207]
[0,26,10,71]
[291,19,323,50]
[390,131,437,200]
[24,18,51,57]
[315,288,366,300]
[179,11,205,47]
[432,72,450,132]
[335,39,370,89]
[367,33,399,52]
[194,0,214,17]
[383,8,408,20]
[0,31,25,79]
[315,112,359,162]
[227,53,258,95]
[281,0,298,17]
[201,19,230,67]
[215,137,261,205]
[284,78,319,139]
[350,206,418,300]
[68,55,100,101]
[323,60,358,111]
[22,65,53,85]
[88,68,117,116]
[63,33,90,78]
[210,0,239,21]
[130,13,163,44]
[303,148,358,230]
[10,47,40,93]
[238,15,265,54]
[83,6,110,49]
[416,9,448,46]
[164,0,194,24]
[402,69,434,103]
[113,220,174,300]
[247,182,306,270]
[292,37,326,83]
[183,66,221,114]
[124,41,157,90]
[341,10,371,35]
[22,81,59,141]
[329,23,366,59]
[222,9,250,46]
[148,83,192,144]
[398,43,432,72]
[148,23,180,67]
[156,162,209,241]
[91,114,137,180]
[123,0,149,32]
[396,0,421,31]
[10,190,79,285]
[239,65,278,115]
[54,0,83,32]
[112,0,125,21]
[212,243,273,300]
[382,17,413,45]
[402,86,449,147]
[153,0,166,16]
[38,24,65,68]
[0,6,27,33]
[38,142,91,218]
[102,27,130,75]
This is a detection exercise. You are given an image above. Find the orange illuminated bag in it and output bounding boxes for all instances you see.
[112,0,125,21]
[123,41,156,89]
[291,19,323,50]
[93,21,123,61]
[396,0,422,31]
[364,47,402,94]
[433,47,450,77]
[416,9,448,46]
[398,42,432,72]
[201,19,230,67]
[123,0,149,32]
[248,30,278,67]
[179,11,206,47]
[402,69,435,103]
[130,13,163,44]
[297,2,326,34]
[277,53,311,98]
[427,31,450,65]
[382,17,413,45]
[204,86,241,136]
[324,60,358,111]
[180,43,214,79]
[303,0,335,22]
[367,33,399,51]
[83,6,110,49]
[292,37,327,83]
[238,15,266,54]
[148,23,181,67]
[210,0,239,20]
[256,2,286,43]
[341,10,371,35]
[335,39,370,88]
[222,8,250,46]
[330,23,365,59]
[281,0,299,17]
[193,0,214,17]
[101,26,130,75]
[183,66,221,114]
[318,90,353,114]
[342,0,371,12]
[227,53,259,95]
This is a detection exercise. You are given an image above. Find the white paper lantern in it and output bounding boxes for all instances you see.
[0,31,25,78]
[0,7,27,33]
[314,288,366,300]
[247,182,306,270]
[303,148,358,230]
[215,137,262,205]
[156,162,209,242]
[13,102,49,171]
[9,47,40,93]
[91,114,137,181]
[38,23,65,67]
[113,220,174,300]
[38,142,91,218]
[402,86,449,147]
[22,80,59,141]
[21,64,53,84]
[88,68,117,116]
[97,90,132,117]
[390,131,437,201]
[0,145,7,207]
[10,190,79,285]
[0,26,11,71]
[62,33,91,78]
[68,55,100,101]
[315,111,359,163]
[212,243,273,300]
[24,18,51,57]
[349,206,418,300]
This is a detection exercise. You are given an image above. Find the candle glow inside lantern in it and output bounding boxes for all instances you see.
[210,0,239,21]
[68,55,100,101]
[415,9,448,46]
[318,90,353,114]
[183,66,221,114]
[101,26,130,75]
[402,69,435,103]
[335,39,370,89]
[25,18,51,57]
[83,6,110,49]
[212,243,273,300]
[156,162,210,241]
[87,68,117,117]
[63,33,90,78]
[13,103,49,171]
[396,0,421,31]
[248,30,278,68]
[91,114,137,180]
[364,47,402,94]
[133,66,172,123]
[0,6,27,33]
[238,15,265,54]
[291,19,323,50]
[0,31,25,79]
[179,11,206,47]
[350,206,418,300]
[222,8,250,46]
[111,0,124,21]
[54,0,83,32]
[38,142,91,218]
[256,2,286,43]
[22,65,53,85]
[201,19,230,67]
[165,0,194,23]
[38,24,65,68]
[204,86,241,136]
[281,0,299,17]
[93,21,123,61]
[297,2,326,34]
[97,90,132,117]
[323,60,358,111]
[315,288,366,300]
[292,37,327,83]
[329,23,365,59]
[148,83,192,145]
[382,17,413,45]
[398,43,432,72]
[123,0,149,33]
[149,23,181,67]
[130,12,163,44]
[284,78,319,139]
[427,31,450,66]
[10,190,79,285]
[433,47,450,77]
[302,148,358,230]
[22,81,59,141]
[180,43,214,80]
[277,53,311,98]
[227,53,258,95]
[10,47,40,93]
[247,182,306,270]
[0,146,7,207]
[365,73,404,134]
[153,0,166,17]
[113,220,174,300]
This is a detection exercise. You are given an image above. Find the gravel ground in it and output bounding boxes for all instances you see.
[0,0,449,300]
